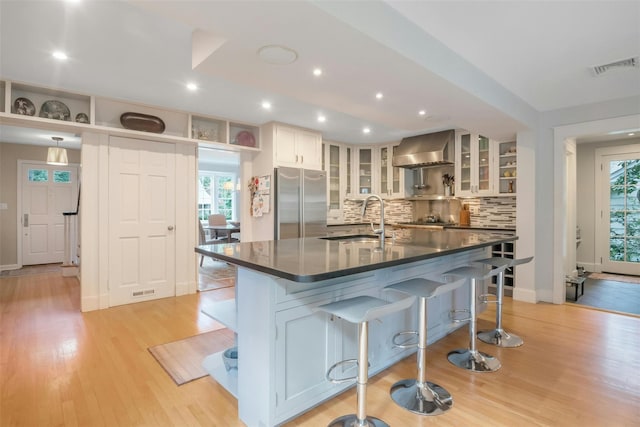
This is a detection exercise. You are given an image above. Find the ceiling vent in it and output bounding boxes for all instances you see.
[592,57,638,76]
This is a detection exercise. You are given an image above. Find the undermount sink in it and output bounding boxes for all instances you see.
[319,234,384,243]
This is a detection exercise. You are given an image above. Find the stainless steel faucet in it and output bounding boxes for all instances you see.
[361,194,385,248]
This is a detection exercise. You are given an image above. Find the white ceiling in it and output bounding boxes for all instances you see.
[0,0,638,148]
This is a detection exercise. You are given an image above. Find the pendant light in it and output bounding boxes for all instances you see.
[47,136,68,165]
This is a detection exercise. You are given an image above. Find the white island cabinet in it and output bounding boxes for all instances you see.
[196,229,517,426]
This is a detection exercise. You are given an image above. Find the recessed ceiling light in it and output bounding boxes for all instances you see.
[317,115,326,123]
[186,83,198,91]
[52,51,68,60]
[363,127,371,134]
[375,92,383,100]
[629,133,635,136]
[257,45,298,65]
[261,101,272,110]
[418,110,426,116]
[313,68,323,77]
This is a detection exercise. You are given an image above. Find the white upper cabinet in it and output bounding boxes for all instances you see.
[355,147,374,196]
[322,141,352,222]
[273,124,322,170]
[455,132,495,196]
[351,143,405,199]
[378,144,404,198]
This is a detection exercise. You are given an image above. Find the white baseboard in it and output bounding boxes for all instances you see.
[81,295,100,312]
[176,280,196,296]
[62,266,79,277]
[577,262,600,273]
[512,287,538,303]
[0,264,20,272]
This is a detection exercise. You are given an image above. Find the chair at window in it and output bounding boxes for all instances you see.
[198,221,219,266]
[208,214,229,240]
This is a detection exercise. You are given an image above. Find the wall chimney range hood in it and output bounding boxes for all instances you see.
[392,129,455,168]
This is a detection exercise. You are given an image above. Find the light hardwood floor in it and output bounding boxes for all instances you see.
[1,273,638,426]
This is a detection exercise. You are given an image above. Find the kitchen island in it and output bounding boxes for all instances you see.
[196,228,516,427]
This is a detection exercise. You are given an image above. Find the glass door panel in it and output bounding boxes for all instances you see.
[346,147,351,195]
[380,147,389,195]
[477,136,490,191]
[329,145,340,210]
[358,148,372,194]
[460,134,471,192]
[608,159,640,266]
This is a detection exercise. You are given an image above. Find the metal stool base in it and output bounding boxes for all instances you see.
[390,379,453,416]
[478,328,524,348]
[447,349,501,372]
[328,414,389,427]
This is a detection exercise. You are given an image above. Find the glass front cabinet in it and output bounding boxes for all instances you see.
[322,142,351,222]
[356,147,373,196]
[455,132,495,197]
[378,144,404,198]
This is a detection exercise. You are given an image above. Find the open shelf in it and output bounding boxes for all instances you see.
[201,299,237,332]
[94,97,188,138]
[202,351,238,398]
[1,79,260,150]
[229,121,259,148]
[191,115,227,143]
[10,82,91,123]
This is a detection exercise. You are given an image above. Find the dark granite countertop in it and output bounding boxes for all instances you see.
[196,228,517,283]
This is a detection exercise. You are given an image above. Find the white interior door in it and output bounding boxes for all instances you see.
[598,152,640,275]
[21,162,78,265]
[109,136,176,307]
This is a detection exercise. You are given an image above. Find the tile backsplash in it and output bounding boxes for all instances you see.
[340,197,516,228]
[343,199,413,224]
[464,197,516,227]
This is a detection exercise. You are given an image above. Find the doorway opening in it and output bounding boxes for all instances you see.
[197,147,241,293]
[559,121,640,316]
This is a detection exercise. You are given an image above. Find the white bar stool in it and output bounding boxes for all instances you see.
[384,277,466,416]
[316,294,416,427]
[442,265,507,373]
[475,256,534,347]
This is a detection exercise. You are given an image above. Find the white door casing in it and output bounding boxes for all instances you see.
[108,136,176,306]
[20,161,79,265]
[596,146,640,275]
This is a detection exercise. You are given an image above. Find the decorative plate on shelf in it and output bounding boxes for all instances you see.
[75,112,90,124]
[39,100,71,121]
[120,112,165,133]
[234,130,256,147]
[13,97,36,116]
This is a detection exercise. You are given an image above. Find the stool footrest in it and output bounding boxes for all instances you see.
[392,331,418,349]
[326,359,359,384]
[479,293,498,304]
[449,309,471,323]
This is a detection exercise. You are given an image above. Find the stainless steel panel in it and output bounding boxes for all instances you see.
[275,167,301,239]
[302,169,327,237]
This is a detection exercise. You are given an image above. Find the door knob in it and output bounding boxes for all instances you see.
[167,225,174,231]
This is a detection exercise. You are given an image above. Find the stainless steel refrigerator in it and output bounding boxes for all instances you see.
[274,167,327,239]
